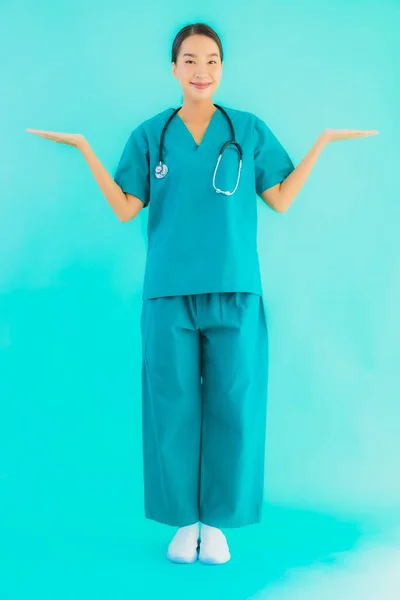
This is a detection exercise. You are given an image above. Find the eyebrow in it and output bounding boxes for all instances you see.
[182,53,220,58]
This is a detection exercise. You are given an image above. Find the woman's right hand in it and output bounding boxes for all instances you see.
[26,129,87,150]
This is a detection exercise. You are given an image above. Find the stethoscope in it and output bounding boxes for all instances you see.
[154,103,243,196]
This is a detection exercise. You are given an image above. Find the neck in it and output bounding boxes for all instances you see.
[178,98,216,122]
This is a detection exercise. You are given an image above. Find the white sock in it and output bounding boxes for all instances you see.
[199,524,231,564]
[166,523,199,563]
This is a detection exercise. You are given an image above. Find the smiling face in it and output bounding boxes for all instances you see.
[172,34,223,102]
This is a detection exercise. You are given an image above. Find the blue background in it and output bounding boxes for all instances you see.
[1,0,398,598]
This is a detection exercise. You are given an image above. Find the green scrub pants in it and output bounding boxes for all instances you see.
[140,292,269,528]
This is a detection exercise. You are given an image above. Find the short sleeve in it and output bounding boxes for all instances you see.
[114,125,150,208]
[253,116,295,195]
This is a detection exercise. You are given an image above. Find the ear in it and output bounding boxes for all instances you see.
[171,62,177,79]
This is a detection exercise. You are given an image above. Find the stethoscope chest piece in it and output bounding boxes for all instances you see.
[155,162,168,179]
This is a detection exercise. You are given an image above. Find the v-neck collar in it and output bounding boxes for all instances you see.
[175,106,220,152]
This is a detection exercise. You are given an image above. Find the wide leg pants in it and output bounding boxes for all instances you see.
[140,292,269,528]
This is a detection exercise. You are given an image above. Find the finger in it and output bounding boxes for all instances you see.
[26,129,44,137]
[352,130,379,136]
[333,131,379,140]
[26,130,62,141]
[26,129,65,138]
[26,129,54,135]
[26,130,51,138]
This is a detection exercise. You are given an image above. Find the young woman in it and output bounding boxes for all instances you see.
[27,23,378,565]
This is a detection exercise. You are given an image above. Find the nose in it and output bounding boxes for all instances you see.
[194,68,209,78]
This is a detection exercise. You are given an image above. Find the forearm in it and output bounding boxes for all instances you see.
[278,134,327,211]
[79,139,131,221]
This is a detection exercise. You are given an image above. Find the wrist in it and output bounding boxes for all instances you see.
[77,136,90,153]
[316,132,329,149]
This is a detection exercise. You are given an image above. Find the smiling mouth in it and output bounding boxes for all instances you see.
[191,83,211,87]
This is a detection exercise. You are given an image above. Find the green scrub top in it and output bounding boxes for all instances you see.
[114,106,295,300]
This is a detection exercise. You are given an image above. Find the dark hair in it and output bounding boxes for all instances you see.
[171,23,223,64]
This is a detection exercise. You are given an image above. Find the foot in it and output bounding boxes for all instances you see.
[166,523,200,563]
[199,524,231,564]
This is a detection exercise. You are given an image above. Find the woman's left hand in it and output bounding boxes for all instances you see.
[319,128,379,145]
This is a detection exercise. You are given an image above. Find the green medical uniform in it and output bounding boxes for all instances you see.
[114,105,294,527]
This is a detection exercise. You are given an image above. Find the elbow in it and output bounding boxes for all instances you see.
[275,195,291,213]
[119,213,133,222]
[276,205,288,214]
[275,190,289,213]
[272,201,288,214]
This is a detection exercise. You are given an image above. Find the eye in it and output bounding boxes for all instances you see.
[185,60,218,64]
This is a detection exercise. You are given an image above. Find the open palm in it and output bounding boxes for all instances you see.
[322,128,379,143]
[26,129,85,149]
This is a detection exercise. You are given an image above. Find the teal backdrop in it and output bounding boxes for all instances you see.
[1,0,398,598]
